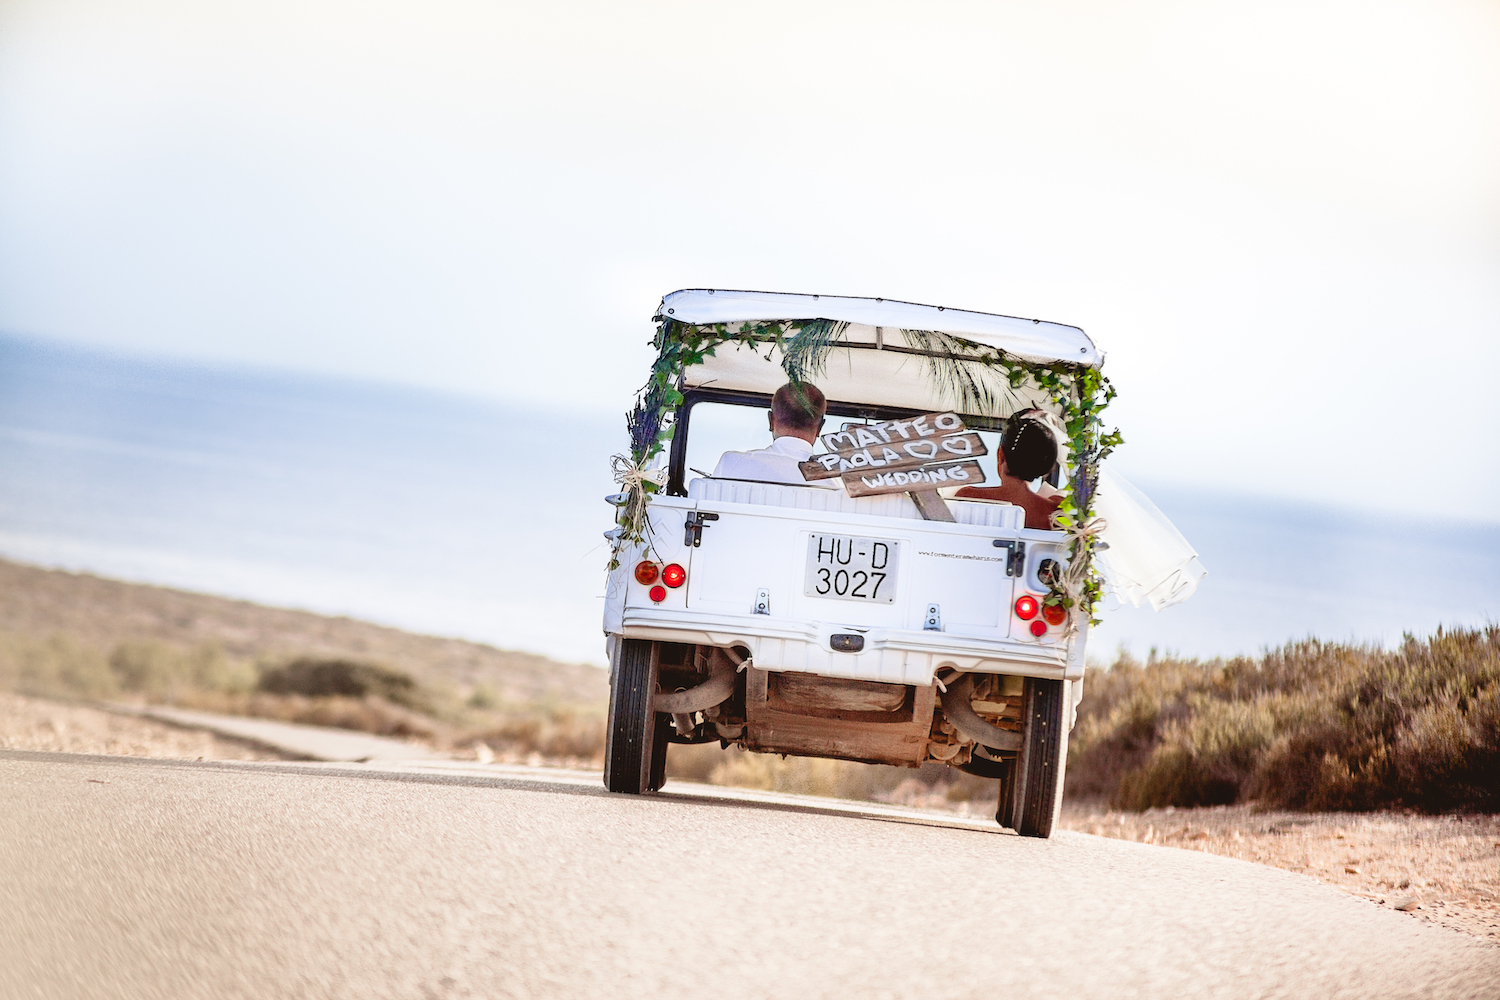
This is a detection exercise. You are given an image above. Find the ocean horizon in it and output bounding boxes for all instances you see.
[2,333,1495,667]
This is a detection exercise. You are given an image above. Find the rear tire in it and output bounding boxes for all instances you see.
[995,757,1017,827]
[604,639,664,794]
[1001,677,1068,838]
[648,712,670,791]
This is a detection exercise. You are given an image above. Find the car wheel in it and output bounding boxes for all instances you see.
[994,757,1017,827]
[648,713,670,791]
[604,638,663,794]
[1002,677,1067,838]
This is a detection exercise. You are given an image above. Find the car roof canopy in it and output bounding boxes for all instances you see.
[660,288,1101,416]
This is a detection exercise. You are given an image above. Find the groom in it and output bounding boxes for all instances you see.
[712,383,838,488]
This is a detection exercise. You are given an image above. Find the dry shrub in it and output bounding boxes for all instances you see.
[664,745,964,804]
[661,741,725,782]
[257,657,429,713]
[1116,696,1278,809]
[0,629,448,740]
[111,640,255,699]
[465,706,606,761]
[704,751,863,797]
[1391,682,1500,812]
[0,631,264,703]
[1070,625,1500,814]
[178,690,438,738]
[1066,649,1214,800]
[0,632,117,700]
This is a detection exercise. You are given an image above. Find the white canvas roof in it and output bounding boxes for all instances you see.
[658,289,1101,367]
[660,288,1100,415]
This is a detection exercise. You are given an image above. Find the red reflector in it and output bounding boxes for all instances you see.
[649,585,667,603]
[662,563,686,588]
[1029,619,1048,637]
[1042,603,1067,626]
[634,561,659,585]
[1014,595,1039,620]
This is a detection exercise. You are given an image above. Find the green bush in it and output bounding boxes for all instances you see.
[1068,625,1500,814]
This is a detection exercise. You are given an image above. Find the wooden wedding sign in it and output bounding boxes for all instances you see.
[798,412,988,513]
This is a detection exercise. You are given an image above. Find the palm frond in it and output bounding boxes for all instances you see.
[900,328,1018,417]
[779,319,849,384]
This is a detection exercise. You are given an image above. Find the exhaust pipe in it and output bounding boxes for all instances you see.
[936,670,1022,753]
[653,647,744,714]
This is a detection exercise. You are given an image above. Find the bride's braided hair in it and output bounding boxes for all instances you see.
[1001,410,1059,482]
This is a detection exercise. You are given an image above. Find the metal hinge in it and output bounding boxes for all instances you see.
[684,511,719,547]
[753,588,771,615]
[923,603,942,631]
[992,539,1026,578]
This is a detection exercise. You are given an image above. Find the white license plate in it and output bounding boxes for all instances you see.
[804,534,900,604]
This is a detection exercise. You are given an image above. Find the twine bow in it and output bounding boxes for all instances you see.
[1051,515,1108,638]
[608,454,666,567]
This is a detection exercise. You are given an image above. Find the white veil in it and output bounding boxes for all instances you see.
[1090,468,1206,611]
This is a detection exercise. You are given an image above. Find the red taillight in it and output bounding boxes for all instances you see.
[1029,619,1048,637]
[1014,595,1039,620]
[1042,603,1067,626]
[634,560,659,585]
[662,563,686,588]
[649,585,667,603]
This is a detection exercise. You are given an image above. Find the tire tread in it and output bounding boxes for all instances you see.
[604,639,659,794]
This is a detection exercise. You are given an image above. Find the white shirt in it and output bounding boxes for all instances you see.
[711,436,840,488]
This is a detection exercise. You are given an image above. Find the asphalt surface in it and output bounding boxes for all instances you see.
[3,750,1496,1000]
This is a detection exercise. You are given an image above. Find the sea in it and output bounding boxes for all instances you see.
[2,333,1496,667]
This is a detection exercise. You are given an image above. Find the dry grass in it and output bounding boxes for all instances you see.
[1067,627,1500,814]
[662,743,996,811]
[0,556,610,762]
[0,625,611,759]
[7,555,1496,822]
[0,557,608,707]
[463,706,605,763]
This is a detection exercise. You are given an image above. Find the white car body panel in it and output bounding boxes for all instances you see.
[603,488,1084,684]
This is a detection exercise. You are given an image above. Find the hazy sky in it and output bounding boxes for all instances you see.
[2,0,1497,519]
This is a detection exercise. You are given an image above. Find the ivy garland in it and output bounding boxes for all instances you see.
[613,317,1122,624]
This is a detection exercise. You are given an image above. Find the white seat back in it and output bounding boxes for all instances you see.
[687,478,1024,529]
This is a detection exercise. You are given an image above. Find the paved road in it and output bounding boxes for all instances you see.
[2,750,1496,1000]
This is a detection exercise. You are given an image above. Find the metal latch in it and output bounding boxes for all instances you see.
[923,603,942,631]
[753,588,771,615]
[992,539,1026,578]
[684,511,719,547]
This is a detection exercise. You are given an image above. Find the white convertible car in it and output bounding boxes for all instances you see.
[601,289,1201,838]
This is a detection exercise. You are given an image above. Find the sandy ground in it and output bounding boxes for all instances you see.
[8,691,1496,946]
[1059,804,1500,945]
[1062,803,1500,945]
[0,692,286,761]
[874,782,1500,946]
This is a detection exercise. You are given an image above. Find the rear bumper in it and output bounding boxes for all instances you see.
[618,607,1076,685]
